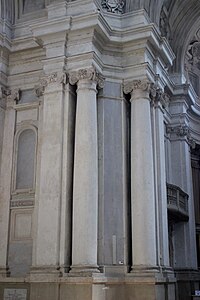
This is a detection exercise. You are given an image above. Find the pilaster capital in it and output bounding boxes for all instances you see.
[6,88,21,108]
[0,87,7,109]
[166,124,189,137]
[166,124,196,148]
[68,68,104,89]
[35,72,67,96]
[123,80,151,95]
[150,84,170,109]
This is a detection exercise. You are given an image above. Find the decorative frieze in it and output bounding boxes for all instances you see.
[10,200,35,208]
[68,68,104,88]
[101,0,125,14]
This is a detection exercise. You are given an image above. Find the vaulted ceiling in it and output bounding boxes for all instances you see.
[162,0,200,72]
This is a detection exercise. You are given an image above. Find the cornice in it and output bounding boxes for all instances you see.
[30,17,71,40]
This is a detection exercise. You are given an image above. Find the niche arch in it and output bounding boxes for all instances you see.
[12,125,38,194]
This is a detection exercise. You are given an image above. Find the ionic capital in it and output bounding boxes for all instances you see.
[68,68,104,89]
[6,88,21,108]
[166,124,196,148]
[123,80,151,95]
[150,84,170,109]
[35,72,67,97]
[166,124,189,137]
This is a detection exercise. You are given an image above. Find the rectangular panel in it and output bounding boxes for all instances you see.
[11,210,32,241]
[4,289,27,300]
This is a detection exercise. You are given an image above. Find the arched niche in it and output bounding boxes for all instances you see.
[13,126,37,192]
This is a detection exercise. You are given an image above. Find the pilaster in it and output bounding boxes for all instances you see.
[31,72,66,278]
[150,86,170,269]
[166,120,197,270]
[0,89,20,278]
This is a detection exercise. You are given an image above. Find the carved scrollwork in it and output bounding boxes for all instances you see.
[166,125,189,137]
[6,88,21,107]
[101,0,125,14]
[68,68,104,89]
[123,80,151,94]
[35,72,67,97]
[166,124,196,148]
[150,84,170,109]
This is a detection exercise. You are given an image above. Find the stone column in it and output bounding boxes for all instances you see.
[0,89,19,277]
[69,68,103,273]
[150,87,170,268]
[124,80,157,269]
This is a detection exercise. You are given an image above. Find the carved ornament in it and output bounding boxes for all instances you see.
[166,124,196,148]
[101,0,125,14]
[123,80,151,95]
[3,88,21,107]
[150,84,170,109]
[68,68,104,89]
[166,125,189,137]
[10,199,34,208]
[35,72,67,96]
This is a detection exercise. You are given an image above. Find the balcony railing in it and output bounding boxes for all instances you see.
[167,183,189,221]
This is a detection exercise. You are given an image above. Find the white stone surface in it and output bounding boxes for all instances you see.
[0,1,200,299]
[130,85,157,267]
[71,78,99,271]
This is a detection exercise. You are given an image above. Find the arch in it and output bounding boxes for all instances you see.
[157,0,200,75]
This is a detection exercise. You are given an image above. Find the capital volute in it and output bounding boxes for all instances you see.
[68,68,104,89]
[123,80,151,96]
[35,72,67,97]
[150,84,170,109]
[6,88,21,108]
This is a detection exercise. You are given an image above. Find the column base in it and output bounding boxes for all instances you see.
[70,265,100,276]
[30,265,62,281]
[129,265,176,283]
[0,266,10,279]
[130,265,159,276]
